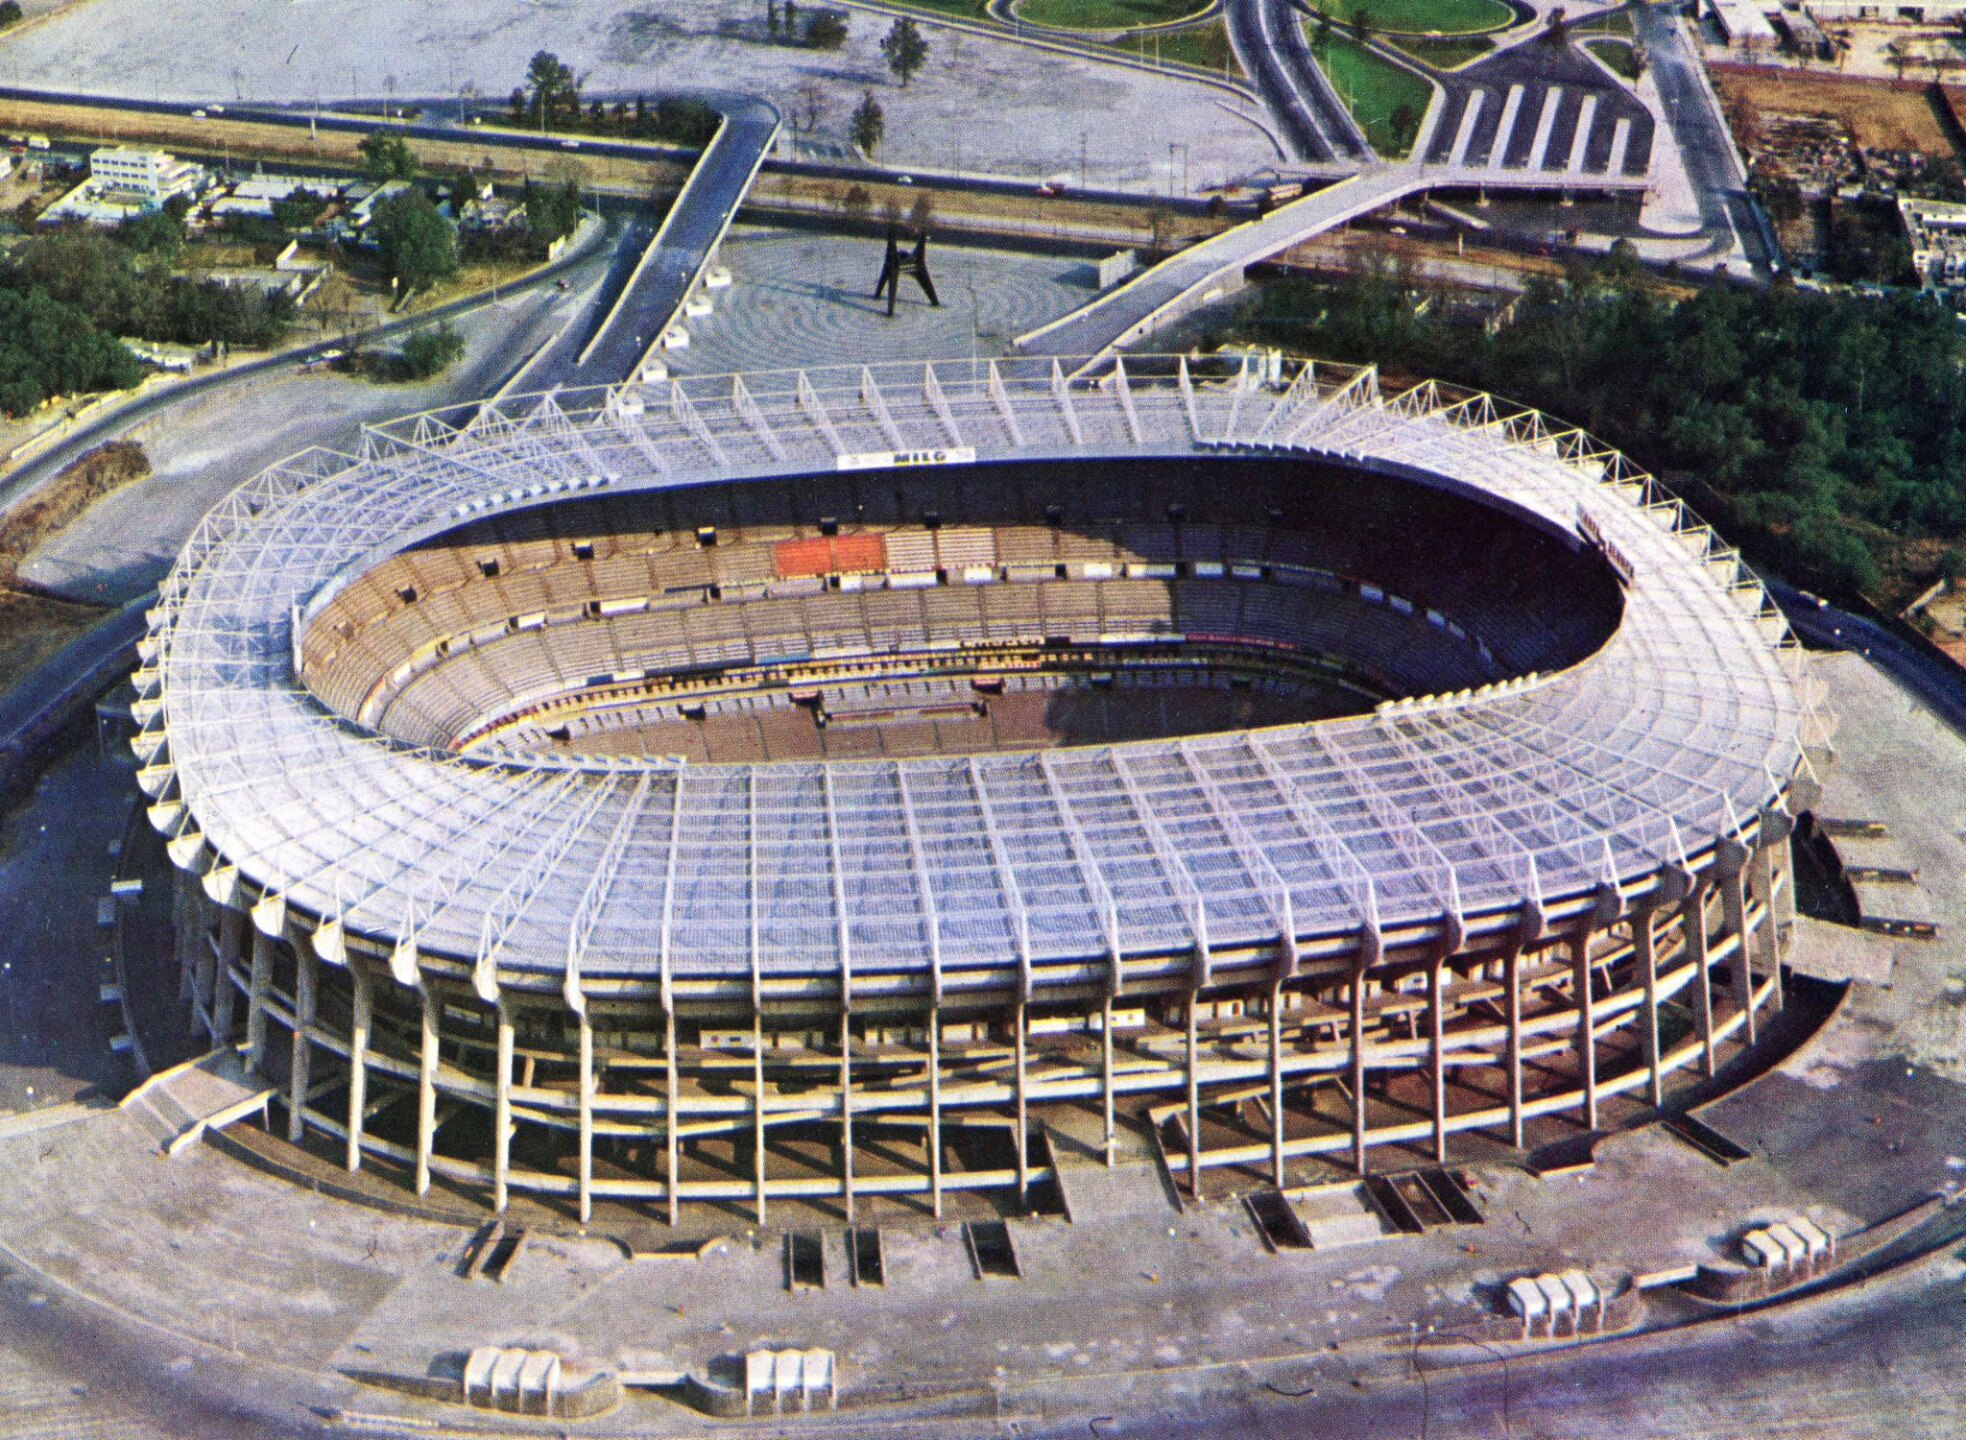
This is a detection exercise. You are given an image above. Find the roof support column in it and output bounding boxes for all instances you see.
[1634,903,1663,1109]
[1185,989,1202,1202]
[1103,996,1117,1170]
[212,905,243,1048]
[244,928,274,1071]
[928,1006,943,1220]
[840,1009,856,1227]
[345,962,372,1172]
[578,1010,595,1226]
[665,1006,680,1226]
[1268,979,1286,1189]
[1717,840,1755,1047]
[1349,959,1370,1176]
[754,1009,768,1228]
[1504,944,1525,1149]
[1570,928,1597,1134]
[493,997,514,1214]
[1750,834,1784,1012]
[1014,1001,1029,1210]
[287,932,316,1144]
[1428,956,1449,1165]
[1682,877,1716,1077]
[416,983,439,1196]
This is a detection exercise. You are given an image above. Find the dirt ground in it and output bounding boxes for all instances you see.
[1712,69,1959,156]
[0,589,109,684]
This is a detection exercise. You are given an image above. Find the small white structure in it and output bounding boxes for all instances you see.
[462,1346,563,1415]
[1710,0,1779,50]
[1900,195,1966,290]
[1741,1215,1836,1278]
[743,1348,838,1414]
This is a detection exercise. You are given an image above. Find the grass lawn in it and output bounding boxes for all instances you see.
[886,0,992,19]
[1389,32,1494,68]
[1102,19,1244,76]
[1571,5,1635,34]
[1017,0,1208,28]
[1583,36,1641,78]
[1310,30,1434,155]
[1303,0,1512,37]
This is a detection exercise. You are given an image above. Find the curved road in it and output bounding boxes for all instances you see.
[1224,0,1371,162]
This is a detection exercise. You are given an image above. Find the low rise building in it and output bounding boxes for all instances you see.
[1712,0,1780,49]
[88,146,201,206]
[1899,193,1966,288]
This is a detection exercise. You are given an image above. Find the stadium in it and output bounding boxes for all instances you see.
[132,354,1830,1226]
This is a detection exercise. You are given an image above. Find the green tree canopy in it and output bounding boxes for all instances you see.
[523,179,583,243]
[849,91,885,155]
[358,130,418,182]
[371,190,458,294]
[881,16,929,86]
[0,287,142,417]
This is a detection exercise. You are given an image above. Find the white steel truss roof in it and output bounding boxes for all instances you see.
[140,356,1827,993]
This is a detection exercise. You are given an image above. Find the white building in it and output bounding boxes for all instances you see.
[1806,0,1966,18]
[1711,0,1780,50]
[88,146,201,206]
[1899,194,1966,289]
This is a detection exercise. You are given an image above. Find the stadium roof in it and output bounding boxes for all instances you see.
[138,356,1827,997]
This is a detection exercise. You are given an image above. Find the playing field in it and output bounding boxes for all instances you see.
[1303,0,1513,37]
[1311,30,1434,154]
[1016,0,1209,30]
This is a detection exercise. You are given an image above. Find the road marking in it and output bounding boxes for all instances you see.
[1526,85,1564,171]
[1608,116,1633,177]
[1488,84,1526,168]
[1448,91,1487,168]
[1567,94,1599,174]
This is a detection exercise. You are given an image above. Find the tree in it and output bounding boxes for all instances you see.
[116,208,183,258]
[796,79,829,133]
[523,178,583,243]
[524,49,576,123]
[371,190,458,294]
[849,91,885,155]
[1349,5,1373,43]
[395,322,466,380]
[0,287,142,417]
[1389,102,1420,152]
[358,130,417,182]
[272,187,327,232]
[805,10,848,48]
[842,184,872,221]
[881,16,929,86]
[0,1,22,30]
[767,0,779,38]
[1544,5,1568,42]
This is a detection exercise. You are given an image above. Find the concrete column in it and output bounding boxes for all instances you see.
[1504,944,1524,1149]
[753,1009,767,1227]
[1013,1001,1028,1211]
[1750,841,1783,1012]
[1720,860,1755,1047]
[1570,929,1597,1132]
[192,893,218,1033]
[928,1008,943,1220]
[1683,881,1716,1076]
[493,999,515,1213]
[345,962,372,1172]
[244,929,274,1069]
[1634,905,1663,1108]
[1102,996,1117,1170]
[1268,979,1286,1189]
[1349,963,1369,1176]
[415,985,438,1196]
[665,1006,680,1227]
[840,1010,856,1227]
[1428,957,1448,1165]
[212,906,243,1048]
[1185,991,1202,1202]
[174,883,198,1006]
[578,1011,595,1226]
[287,935,316,1144]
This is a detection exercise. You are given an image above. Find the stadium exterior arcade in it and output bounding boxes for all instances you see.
[133,355,1831,1225]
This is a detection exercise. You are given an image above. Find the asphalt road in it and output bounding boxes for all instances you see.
[1766,577,1966,739]
[506,95,780,392]
[1630,0,1772,272]
[1224,0,1370,163]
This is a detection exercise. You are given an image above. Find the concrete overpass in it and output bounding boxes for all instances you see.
[1015,160,1650,362]
[503,96,780,394]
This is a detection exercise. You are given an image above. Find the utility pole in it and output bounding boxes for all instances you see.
[1080,130,1087,188]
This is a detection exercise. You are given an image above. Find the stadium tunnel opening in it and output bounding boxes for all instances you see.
[295,454,1627,763]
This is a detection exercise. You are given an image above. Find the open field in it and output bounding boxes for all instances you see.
[1712,68,1958,155]
[1104,18,1242,74]
[1310,30,1434,154]
[1585,36,1642,80]
[1303,0,1512,37]
[1016,0,1207,30]
[1389,32,1494,68]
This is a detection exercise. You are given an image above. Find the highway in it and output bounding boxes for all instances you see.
[1223,0,1370,163]
[1630,1,1772,273]
[1766,578,1966,739]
